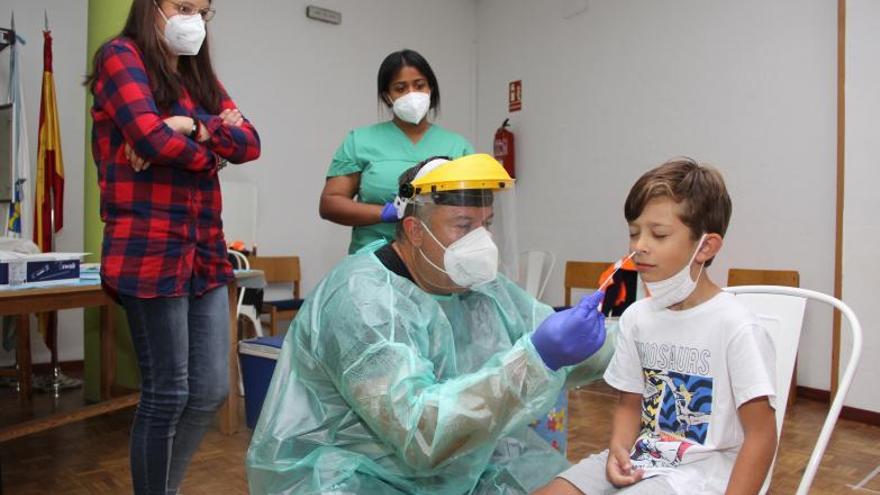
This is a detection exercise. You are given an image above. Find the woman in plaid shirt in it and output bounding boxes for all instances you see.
[86,0,260,493]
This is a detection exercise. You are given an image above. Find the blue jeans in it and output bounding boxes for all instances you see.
[121,285,230,495]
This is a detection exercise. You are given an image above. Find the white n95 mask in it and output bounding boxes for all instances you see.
[419,222,499,288]
[156,4,206,56]
[392,92,431,125]
[645,234,707,310]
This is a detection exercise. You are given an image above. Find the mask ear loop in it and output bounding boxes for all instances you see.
[419,220,448,249]
[417,220,453,276]
[410,221,460,291]
[689,233,709,285]
[154,1,171,40]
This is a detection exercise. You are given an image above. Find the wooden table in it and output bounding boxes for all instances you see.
[0,273,258,440]
[218,269,265,435]
[219,280,240,435]
[0,281,137,443]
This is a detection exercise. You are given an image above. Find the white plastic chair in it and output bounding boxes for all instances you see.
[519,250,556,301]
[724,285,863,495]
[228,249,261,397]
[228,249,262,337]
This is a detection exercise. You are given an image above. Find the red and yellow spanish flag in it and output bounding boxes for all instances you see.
[34,29,65,348]
[33,29,64,252]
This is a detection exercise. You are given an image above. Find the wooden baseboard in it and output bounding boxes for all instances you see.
[0,393,139,443]
[797,386,831,402]
[796,386,880,426]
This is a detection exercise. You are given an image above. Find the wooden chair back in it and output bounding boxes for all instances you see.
[727,268,799,288]
[249,256,301,299]
[564,261,611,306]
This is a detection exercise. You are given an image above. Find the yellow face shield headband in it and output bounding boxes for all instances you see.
[394,154,515,219]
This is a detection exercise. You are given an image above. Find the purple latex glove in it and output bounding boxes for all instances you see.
[380,202,399,223]
[531,291,607,371]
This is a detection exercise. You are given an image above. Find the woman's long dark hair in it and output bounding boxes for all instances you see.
[85,0,222,114]
[377,49,440,113]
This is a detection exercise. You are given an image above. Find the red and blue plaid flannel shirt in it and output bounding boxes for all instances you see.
[91,38,261,298]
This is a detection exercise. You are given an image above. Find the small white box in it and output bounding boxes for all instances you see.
[0,252,86,289]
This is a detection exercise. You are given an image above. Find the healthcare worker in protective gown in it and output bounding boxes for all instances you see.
[247,154,616,494]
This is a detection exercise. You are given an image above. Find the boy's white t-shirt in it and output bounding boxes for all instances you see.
[603,291,776,494]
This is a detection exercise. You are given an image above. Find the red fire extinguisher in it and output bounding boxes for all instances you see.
[494,118,516,179]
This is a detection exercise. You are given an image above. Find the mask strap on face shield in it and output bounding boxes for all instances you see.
[393,196,411,220]
[393,157,450,219]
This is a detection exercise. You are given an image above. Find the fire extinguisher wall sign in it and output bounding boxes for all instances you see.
[494,119,516,179]
[509,80,522,112]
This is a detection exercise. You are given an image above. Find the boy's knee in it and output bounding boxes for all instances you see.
[532,478,585,495]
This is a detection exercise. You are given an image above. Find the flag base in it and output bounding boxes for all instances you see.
[32,368,82,397]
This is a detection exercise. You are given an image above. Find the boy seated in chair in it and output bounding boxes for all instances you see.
[535,158,777,494]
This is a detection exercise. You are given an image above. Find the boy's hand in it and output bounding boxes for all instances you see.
[606,446,643,487]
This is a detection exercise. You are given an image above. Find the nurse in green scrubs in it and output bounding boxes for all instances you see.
[319,49,474,254]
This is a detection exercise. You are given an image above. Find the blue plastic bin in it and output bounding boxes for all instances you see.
[238,335,285,429]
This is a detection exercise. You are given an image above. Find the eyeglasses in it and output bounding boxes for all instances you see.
[163,0,216,22]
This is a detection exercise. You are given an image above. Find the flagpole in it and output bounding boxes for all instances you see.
[1,18,11,236]
[49,206,60,398]
[39,10,78,398]
[4,12,34,399]
[48,9,67,399]
[44,9,61,398]
[4,13,25,239]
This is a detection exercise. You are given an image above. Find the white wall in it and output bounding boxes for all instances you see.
[842,0,880,412]
[208,0,478,290]
[1,1,865,410]
[475,0,839,392]
[0,1,87,366]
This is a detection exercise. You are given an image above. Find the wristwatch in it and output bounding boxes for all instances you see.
[190,119,200,138]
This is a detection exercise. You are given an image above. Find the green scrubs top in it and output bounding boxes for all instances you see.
[327,121,474,253]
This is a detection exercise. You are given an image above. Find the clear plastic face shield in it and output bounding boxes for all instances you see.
[396,155,518,294]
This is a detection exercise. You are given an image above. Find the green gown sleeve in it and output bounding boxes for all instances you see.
[314,275,566,472]
[471,275,616,390]
[563,323,619,389]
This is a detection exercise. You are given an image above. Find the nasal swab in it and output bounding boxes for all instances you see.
[599,251,637,292]
[597,251,637,313]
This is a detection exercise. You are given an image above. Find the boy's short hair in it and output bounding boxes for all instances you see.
[625,157,732,248]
